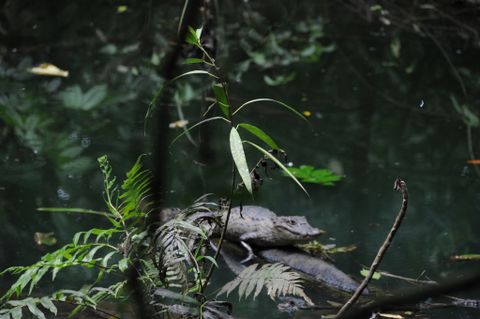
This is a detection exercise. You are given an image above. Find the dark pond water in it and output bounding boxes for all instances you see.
[1,1,480,318]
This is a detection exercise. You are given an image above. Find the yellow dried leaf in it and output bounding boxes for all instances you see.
[169,120,189,129]
[378,313,403,318]
[34,232,57,246]
[117,5,128,13]
[29,63,69,77]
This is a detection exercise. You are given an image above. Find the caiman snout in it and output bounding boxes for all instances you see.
[309,227,325,237]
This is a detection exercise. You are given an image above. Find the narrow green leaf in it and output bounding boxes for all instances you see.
[118,258,129,272]
[197,255,218,267]
[186,26,198,45]
[154,288,199,305]
[39,297,57,315]
[25,300,46,319]
[184,58,205,65]
[101,251,117,268]
[244,141,308,196]
[212,83,229,117]
[37,207,109,217]
[238,123,279,150]
[195,27,203,41]
[170,116,229,146]
[233,98,308,123]
[229,128,252,194]
[171,70,218,82]
[10,307,22,319]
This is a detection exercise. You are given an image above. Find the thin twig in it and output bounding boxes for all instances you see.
[202,165,236,291]
[335,178,408,318]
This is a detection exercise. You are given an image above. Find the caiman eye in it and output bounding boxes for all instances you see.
[288,219,297,225]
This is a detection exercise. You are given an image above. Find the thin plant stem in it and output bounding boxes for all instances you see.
[335,178,408,318]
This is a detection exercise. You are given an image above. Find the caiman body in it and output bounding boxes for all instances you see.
[223,206,323,247]
[220,206,323,262]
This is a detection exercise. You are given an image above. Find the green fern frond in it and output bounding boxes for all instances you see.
[97,155,153,225]
[217,263,313,305]
[119,155,152,220]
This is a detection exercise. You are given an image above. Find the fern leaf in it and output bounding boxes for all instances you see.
[218,263,312,305]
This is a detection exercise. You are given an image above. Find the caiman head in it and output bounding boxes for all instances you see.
[273,216,324,243]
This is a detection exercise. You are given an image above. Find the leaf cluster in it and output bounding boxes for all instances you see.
[0,155,152,318]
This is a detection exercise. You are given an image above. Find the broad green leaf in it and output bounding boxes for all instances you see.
[59,84,107,110]
[212,83,229,117]
[244,141,308,196]
[184,58,205,64]
[233,98,308,124]
[360,268,381,280]
[170,116,229,146]
[284,165,342,186]
[171,70,218,83]
[238,123,279,150]
[229,127,252,194]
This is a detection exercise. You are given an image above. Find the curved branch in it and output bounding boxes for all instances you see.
[336,178,408,318]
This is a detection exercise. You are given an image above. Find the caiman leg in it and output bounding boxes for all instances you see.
[239,232,259,263]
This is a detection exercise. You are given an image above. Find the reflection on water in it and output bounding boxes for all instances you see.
[1,1,480,318]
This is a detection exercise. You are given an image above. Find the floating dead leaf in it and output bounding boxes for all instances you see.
[466,159,480,165]
[378,313,404,319]
[117,5,128,13]
[360,268,382,280]
[302,111,312,117]
[327,244,357,253]
[34,232,57,246]
[450,254,480,261]
[29,63,69,77]
[169,119,189,129]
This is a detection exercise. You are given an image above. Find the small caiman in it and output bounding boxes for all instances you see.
[160,205,324,263]
[222,206,324,262]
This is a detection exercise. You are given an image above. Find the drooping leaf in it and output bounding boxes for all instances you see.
[171,70,218,82]
[170,116,228,146]
[238,123,279,150]
[233,98,308,124]
[244,141,308,195]
[212,83,229,117]
[229,127,252,194]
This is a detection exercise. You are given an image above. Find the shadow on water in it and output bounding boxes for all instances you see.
[1,1,480,318]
